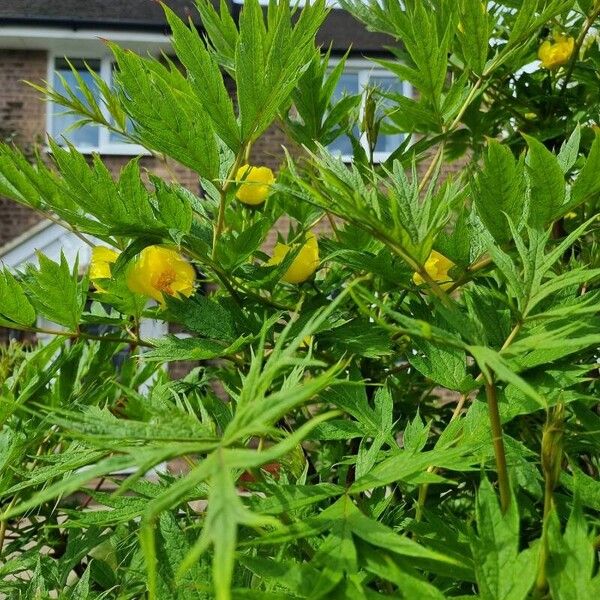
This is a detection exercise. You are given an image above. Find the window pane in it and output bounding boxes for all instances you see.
[52,58,100,148]
[328,72,360,158]
[369,75,405,155]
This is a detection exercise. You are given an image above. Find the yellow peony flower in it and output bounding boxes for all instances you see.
[89,246,119,291]
[235,164,275,206]
[126,245,196,305]
[269,233,320,284]
[412,250,455,290]
[538,34,575,70]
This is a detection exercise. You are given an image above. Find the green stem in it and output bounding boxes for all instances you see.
[415,322,521,519]
[485,379,510,513]
[211,149,247,261]
[4,324,152,348]
[535,476,554,595]
[446,254,493,293]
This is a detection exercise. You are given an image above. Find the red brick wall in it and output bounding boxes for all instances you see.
[0,49,209,246]
[0,50,48,245]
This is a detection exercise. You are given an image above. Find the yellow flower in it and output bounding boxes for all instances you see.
[538,34,575,70]
[235,164,275,206]
[269,233,320,284]
[126,245,196,304]
[89,246,119,291]
[412,250,455,290]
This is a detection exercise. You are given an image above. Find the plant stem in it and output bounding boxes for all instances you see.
[4,324,152,347]
[212,148,247,261]
[415,321,521,519]
[446,254,493,293]
[485,379,510,513]
[535,475,554,595]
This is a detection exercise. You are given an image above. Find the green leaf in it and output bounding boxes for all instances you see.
[458,0,490,75]
[318,318,392,358]
[468,345,546,408]
[179,451,279,600]
[570,132,600,210]
[23,252,86,331]
[164,5,240,152]
[69,566,92,600]
[557,126,581,173]
[547,503,600,598]
[145,335,250,362]
[473,141,526,243]
[111,45,220,179]
[155,512,209,600]
[360,545,447,600]
[471,478,538,600]
[247,483,344,515]
[403,411,430,454]
[196,0,239,69]
[24,559,47,600]
[0,268,36,327]
[409,340,474,392]
[236,0,327,142]
[350,444,479,494]
[218,217,272,272]
[165,295,239,342]
[524,135,565,229]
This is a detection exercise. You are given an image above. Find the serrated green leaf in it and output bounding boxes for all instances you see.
[145,334,250,362]
[23,252,86,331]
[524,135,565,229]
[473,141,526,243]
[165,5,240,152]
[0,268,36,327]
[570,133,600,210]
[547,504,600,598]
[471,478,538,600]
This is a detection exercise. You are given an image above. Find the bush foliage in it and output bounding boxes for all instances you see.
[0,0,599,598]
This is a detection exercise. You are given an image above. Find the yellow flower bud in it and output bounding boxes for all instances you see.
[235,164,275,206]
[126,245,196,305]
[538,34,575,70]
[268,233,320,284]
[412,250,455,290]
[89,246,119,292]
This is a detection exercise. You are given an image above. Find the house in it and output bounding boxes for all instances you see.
[0,0,400,346]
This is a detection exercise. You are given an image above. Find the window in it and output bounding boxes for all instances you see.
[48,55,145,155]
[328,66,411,163]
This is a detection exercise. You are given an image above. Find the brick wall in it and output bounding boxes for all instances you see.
[0,49,209,246]
[0,50,48,245]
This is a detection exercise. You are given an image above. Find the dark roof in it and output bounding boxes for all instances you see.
[0,0,203,31]
[0,1,391,52]
[317,10,392,54]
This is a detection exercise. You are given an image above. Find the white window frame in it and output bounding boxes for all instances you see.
[46,51,149,156]
[328,58,413,164]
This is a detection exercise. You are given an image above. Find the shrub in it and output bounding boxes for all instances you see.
[0,0,599,598]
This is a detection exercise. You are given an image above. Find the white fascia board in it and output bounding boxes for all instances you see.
[0,26,172,54]
[0,220,96,271]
